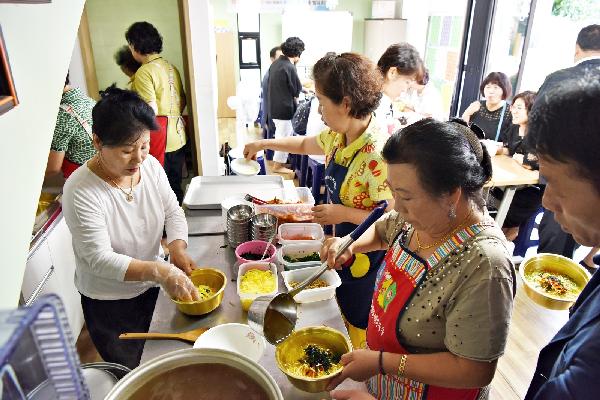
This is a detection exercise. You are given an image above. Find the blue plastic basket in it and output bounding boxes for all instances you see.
[0,294,89,399]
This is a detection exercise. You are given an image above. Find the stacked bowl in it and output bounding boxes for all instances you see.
[227,204,254,248]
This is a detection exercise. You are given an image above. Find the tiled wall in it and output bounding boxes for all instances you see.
[86,0,186,92]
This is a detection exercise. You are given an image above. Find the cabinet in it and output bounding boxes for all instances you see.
[364,19,408,64]
[23,215,83,342]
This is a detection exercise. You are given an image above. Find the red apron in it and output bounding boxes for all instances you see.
[61,158,81,179]
[150,116,167,166]
[366,223,487,400]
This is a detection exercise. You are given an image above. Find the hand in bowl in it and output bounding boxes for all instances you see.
[326,350,379,390]
[320,236,354,270]
[243,140,263,160]
[158,263,201,302]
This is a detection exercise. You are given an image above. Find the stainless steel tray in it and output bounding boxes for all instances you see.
[183,175,286,209]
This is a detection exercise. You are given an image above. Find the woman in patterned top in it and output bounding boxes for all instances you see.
[45,75,96,179]
[244,53,394,348]
[462,72,513,141]
[322,119,515,400]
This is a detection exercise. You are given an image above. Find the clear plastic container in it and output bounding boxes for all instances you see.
[278,223,324,245]
[255,187,315,224]
[282,266,342,303]
[237,262,278,311]
[277,241,323,270]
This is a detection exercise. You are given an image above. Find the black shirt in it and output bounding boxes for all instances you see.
[501,124,539,170]
[471,100,512,141]
[267,56,302,120]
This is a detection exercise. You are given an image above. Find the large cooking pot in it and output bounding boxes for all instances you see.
[105,348,283,400]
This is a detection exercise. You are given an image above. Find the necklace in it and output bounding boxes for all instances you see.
[414,210,474,253]
[96,157,135,202]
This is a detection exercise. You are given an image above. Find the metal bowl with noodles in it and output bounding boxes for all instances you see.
[275,326,352,393]
[172,268,227,316]
[520,253,591,310]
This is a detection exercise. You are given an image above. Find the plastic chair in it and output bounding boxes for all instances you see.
[296,155,309,187]
[513,207,544,257]
[307,157,326,204]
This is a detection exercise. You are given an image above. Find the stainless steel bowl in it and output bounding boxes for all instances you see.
[520,253,591,310]
[105,348,283,399]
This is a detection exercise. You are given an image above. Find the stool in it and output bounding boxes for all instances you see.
[307,157,325,204]
[296,155,309,186]
[513,207,543,257]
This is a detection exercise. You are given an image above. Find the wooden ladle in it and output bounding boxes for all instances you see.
[119,326,209,344]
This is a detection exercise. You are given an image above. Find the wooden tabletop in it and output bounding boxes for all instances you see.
[486,155,539,188]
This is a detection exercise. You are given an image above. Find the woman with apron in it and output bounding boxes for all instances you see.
[322,119,515,400]
[244,53,394,348]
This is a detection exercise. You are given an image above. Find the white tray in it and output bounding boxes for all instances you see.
[183,175,287,209]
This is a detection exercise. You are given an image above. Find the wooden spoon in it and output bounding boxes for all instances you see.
[119,326,209,344]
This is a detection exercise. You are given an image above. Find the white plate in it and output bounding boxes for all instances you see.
[193,323,266,362]
[231,158,261,176]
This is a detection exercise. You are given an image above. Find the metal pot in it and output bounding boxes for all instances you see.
[104,348,283,400]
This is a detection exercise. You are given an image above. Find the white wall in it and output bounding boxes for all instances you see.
[186,0,220,176]
[0,0,86,308]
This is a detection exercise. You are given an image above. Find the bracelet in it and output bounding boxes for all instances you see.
[378,350,386,376]
[397,354,408,377]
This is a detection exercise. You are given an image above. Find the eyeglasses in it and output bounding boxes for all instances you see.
[511,105,526,111]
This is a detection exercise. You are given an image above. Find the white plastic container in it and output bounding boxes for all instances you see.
[237,261,278,311]
[278,241,323,270]
[282,265,342,303]
[255,187,315,224]
[278,223,324,245]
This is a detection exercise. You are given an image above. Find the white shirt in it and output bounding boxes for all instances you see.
[305,97,326,164]
[62,155,188,300]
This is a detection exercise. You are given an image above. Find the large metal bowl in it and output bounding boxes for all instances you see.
[275,326,352,393]
[105,348,283,399]
[520,253,591,310]
[171,268,226,316]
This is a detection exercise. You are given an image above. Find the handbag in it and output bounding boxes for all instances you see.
[291,96,313,135]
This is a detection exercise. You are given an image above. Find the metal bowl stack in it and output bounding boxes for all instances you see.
[251,213,278,242]
[227,204,254,248]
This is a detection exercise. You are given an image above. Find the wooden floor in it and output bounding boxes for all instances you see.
[75,118,571,399]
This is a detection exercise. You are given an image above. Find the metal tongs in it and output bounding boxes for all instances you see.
[247,201,388,345]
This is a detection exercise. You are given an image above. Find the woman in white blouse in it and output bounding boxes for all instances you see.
[62,87,199,369]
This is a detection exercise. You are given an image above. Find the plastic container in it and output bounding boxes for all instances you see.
[278,223,324,245]
[278,241,323,270]
[0,294,89,399]
[235,240,277,264]
[282,266,342,303]
[255,187,315,224]
[237,262,279,311]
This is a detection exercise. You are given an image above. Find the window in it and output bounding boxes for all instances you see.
[0,25,19,116]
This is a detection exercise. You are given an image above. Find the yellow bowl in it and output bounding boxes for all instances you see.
[172,268,227,316]
[520,253,591,310]
[275,326,352,393]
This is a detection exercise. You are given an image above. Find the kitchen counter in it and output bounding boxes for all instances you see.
[140,208,366,399]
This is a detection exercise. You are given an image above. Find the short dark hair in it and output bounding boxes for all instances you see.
[480,72,512,99]
[512,90,536,114]
[269,46,281,59]
[529,76,600,191]
[382,118,493,210]
[93,85,158,146]
[125,22,163,55]
[418,68,430,86]
[377,43,424,81]
[576,24,600,51]
[114,45,141,74]
[280,37,305,58]
[312,52,383,120]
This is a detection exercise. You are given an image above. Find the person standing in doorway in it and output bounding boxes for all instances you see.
[126,21,187,204]
[114,45,141,89]
[532,24,600,260]
[268,36,305,174]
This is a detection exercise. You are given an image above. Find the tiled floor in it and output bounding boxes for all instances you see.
[75,118,586,399]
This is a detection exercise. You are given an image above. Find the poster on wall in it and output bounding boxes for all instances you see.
[0,25,19,116]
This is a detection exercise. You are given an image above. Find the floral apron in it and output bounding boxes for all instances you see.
[366,222,492,400]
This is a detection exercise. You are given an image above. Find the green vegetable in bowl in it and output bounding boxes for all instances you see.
[283,252,320,263]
